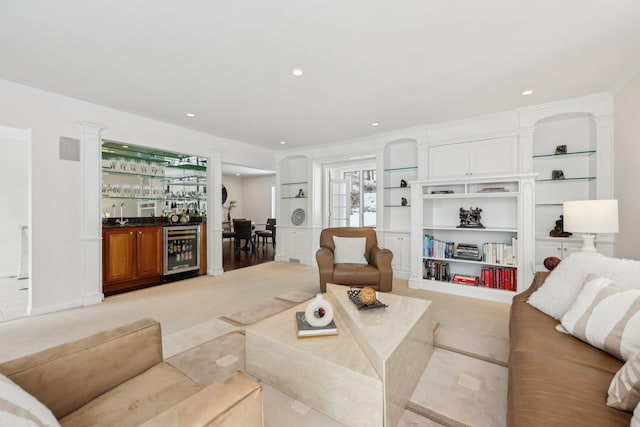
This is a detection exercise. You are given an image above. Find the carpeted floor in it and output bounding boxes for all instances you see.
[0,261,511,426]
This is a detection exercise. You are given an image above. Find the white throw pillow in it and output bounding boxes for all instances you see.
[528,252,640,320]
[333,236,367,265]
[608,351,640,411]
[559,274,640,361]
[0,373,60,426]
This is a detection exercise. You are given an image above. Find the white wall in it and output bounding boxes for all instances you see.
[221,175,244,220]
[241,175,276,222]
[0,80,276,314]
[614,71,640,260]
[221,174,275,223]
[0,128,29,276]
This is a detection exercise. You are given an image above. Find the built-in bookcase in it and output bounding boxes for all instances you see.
[409,174,536,303]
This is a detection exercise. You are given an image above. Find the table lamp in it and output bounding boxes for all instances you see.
[563,199,619,253]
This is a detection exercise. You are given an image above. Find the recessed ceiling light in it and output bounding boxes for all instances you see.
[280,141,287,145]
[291,68,304,77]
[521,90,534,96]
[235,173,240,176]
[121,145,129,148]
[186,113,196,118]
[371,122,380,127]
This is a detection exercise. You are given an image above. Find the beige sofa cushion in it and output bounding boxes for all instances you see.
[510,292,623,374]
[140,371,263,427]
[60,363,201,427]
[0,318,163,419]
[508,350,631,426]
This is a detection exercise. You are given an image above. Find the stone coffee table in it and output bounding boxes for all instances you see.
[245,283,434,427]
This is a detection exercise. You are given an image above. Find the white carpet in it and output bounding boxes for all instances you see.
[0,262,510,426]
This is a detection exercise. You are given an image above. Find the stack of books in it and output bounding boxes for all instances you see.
[295,312,338,338]
[423,259,450,281]
[454,243,482,261]
[481,268,517,291]
[451,274,480,286]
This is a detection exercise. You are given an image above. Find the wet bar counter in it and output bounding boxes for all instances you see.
[102,218,207,295]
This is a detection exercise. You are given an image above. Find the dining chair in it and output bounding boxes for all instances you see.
[222,221,235,244]
[255,218,276,249]
[232,219,255,252]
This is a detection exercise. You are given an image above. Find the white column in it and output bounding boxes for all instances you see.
[79,122,105,306]
[208,151,224,275]
[518,127,535,174]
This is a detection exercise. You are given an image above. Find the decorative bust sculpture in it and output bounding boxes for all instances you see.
[549,215,572,237]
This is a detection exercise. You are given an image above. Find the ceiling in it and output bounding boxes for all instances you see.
[1,1,640,150]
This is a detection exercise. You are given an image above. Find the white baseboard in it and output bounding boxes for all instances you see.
[28,299,83,316]
[83,293,104,306]
[209,267,224,276]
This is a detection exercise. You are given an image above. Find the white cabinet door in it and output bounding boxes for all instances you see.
[428,136,518,179]
[428,144,469,179]
[535,239,582,270]
[469,137,518,177]
[384,232,410,275]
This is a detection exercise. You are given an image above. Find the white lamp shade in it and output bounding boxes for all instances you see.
[563,199,619,233]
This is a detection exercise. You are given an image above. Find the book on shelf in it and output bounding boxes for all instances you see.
[482,241,516,265]
[481,267,517,291]
[295,312,338,337]
[451,274,479,286]
[454,243,482,260]
[423,235,454,258]
[423,259,450,281]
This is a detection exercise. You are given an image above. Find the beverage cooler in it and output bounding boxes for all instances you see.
[164,226,200,275]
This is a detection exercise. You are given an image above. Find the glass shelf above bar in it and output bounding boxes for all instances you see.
[384,204,411,208]
[383,166,418,172]
[281,196,308,199]
[102,169,165,179]
[281,181,308,186]
[532,150,596,159]
[536,177,596,182]
[103,196,207,201]
[384,186,410,190]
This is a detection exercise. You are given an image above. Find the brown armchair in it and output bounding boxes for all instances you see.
[316,227,393,293]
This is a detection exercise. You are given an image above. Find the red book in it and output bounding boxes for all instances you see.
[503,269,511,291]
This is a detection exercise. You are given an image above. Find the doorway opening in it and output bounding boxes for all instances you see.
[0,125,30,323]
[221,162,276,272]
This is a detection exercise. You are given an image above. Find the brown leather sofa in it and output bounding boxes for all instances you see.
[316,227,393,293]
[0,318,263,426]
[508,272,631,426]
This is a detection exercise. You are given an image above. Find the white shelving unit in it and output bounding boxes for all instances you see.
[409,174,536,303]
[276,155,321,266]
[378,139,418,278]
[531,113,613,262]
